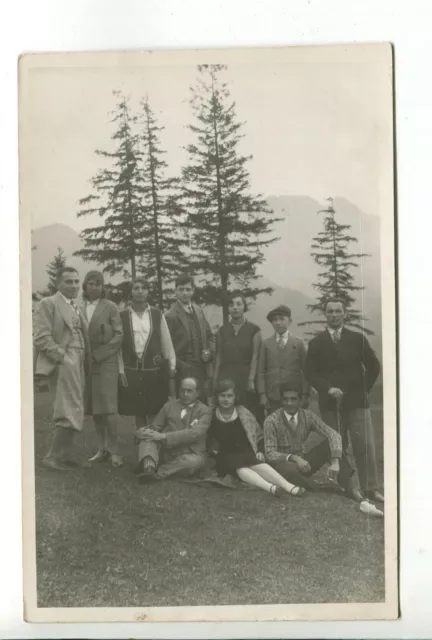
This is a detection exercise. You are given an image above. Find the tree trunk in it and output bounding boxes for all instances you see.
[147,112,164,309]
[211,82,229,325]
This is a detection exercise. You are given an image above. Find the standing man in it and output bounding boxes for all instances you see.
[257,305,309,414]
[33,267,91,471]
[165,275,214,402]
[305,299,383,503]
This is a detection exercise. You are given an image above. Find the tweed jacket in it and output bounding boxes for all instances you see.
[305,327,380,411]
[33,292,91,377]
[257,333,309,400]
[264,408,343,462]
[150,398,212,457]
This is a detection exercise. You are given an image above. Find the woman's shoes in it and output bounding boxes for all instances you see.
[88,450,123,467]
[272,485,305,498]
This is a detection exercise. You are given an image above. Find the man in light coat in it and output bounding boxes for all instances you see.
[33,267,91,471]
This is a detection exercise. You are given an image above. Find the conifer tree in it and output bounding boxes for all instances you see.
[137,97,187,309]
[75,92,146,279]
[182,64,281,323]
[45,246,67,295]
[299,198,372,334]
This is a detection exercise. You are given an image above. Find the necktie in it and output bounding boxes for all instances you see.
[277,335,285,349]
[70,300,78,315]
[332,330,341,344]
[289,415,296,429]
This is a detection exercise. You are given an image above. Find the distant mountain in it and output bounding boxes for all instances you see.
[262,195,382,342]
[204,278,314,340]
[31,195,383,348]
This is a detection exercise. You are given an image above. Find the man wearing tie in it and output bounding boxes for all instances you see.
[305,299,383,503]
[165,275,214,402]
[33,267,91,471]
[134,377,211,482]
[257,305,310,414]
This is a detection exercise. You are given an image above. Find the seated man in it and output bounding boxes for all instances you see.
[264,383,356,495]
[135,377,211,482]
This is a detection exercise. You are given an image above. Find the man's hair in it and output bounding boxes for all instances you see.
[325,298,346,310]
[175,274,195,289]
[56,266,78,283]
[180,376,200,391]
[227,290,248,312]
[279,382,301,397]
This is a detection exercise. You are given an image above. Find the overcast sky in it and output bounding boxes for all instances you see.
[20,46,392,232]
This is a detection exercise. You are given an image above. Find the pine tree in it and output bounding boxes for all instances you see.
[299,198,372,334]
[45,247,67,295]
[75,92,146,279]
[137,97,188,309]
[182,64,281,324]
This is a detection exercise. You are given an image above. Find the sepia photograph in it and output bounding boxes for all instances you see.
[19,44,397,623]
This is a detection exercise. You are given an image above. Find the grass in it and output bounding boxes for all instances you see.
[34,390,385,608]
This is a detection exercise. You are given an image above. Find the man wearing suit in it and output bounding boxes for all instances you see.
[257,305,310,414]
[33,267,91,471]
[165,275,214,401]
[79,270,124,467]
[305,299,383,503]
[134,377,212,482]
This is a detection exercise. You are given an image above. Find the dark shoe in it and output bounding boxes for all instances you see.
[364,490,384,503]
[42,457,72,472]
[136,461,160,484]
[345,488,364,503]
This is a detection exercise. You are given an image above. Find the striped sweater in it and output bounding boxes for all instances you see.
[264,408,342,462]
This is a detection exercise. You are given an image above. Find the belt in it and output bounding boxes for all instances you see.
[125,359,160,372]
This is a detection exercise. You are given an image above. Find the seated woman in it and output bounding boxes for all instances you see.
[207,378,305,498]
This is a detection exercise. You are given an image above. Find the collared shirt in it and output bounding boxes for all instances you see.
[85,299,99,323]
[58,291,79,314]
[283,411,298,427]
[180,402,196,420]
[275,330,290,347]
[121,307,176,372]
[327,326,343,341]
[179,301,194,315]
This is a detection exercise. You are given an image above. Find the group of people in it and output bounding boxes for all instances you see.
[32,267,384,511]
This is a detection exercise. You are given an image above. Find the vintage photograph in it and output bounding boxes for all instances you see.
[19,45,397,622]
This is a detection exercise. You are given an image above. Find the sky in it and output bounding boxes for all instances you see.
[20,46,393,232]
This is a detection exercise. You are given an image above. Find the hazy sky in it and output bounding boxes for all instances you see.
[21,47,392,232]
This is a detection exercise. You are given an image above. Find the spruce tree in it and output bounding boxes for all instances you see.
[75,92,146,279]
[137,97,187,309]
[182,64,281,323]
[299,198,372,334]
[45,247,67,295]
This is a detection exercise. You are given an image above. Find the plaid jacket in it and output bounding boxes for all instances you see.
[264,408,342,463]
